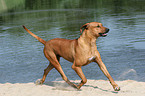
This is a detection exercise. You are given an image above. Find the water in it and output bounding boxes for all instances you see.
[0,0,145,83]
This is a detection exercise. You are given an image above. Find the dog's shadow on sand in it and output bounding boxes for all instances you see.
[42,81,118,93]
[43,81,78,91]
[83,85,118,93]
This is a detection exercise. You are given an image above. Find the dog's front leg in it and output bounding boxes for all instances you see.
[95,51,120,91]
[72,63,87,89]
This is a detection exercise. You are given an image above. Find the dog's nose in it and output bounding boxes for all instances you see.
[106,28,109,33]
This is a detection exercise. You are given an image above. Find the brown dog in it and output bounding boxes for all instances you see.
[23,22,120,91]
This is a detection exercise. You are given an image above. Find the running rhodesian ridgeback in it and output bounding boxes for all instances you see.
[23,22,120,91]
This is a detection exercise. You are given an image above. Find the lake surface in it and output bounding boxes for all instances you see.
[0,0,145,83]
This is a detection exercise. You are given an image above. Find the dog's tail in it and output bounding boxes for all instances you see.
[23,25,46,45]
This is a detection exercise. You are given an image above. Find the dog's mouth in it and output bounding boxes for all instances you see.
[99,32,108,37]
[99,29,109,37]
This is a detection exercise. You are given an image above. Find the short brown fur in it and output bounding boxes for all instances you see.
[23,22,120,91]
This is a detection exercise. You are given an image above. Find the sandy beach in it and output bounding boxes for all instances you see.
[0,80,145,96]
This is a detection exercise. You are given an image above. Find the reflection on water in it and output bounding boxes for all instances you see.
[0,0,145,83]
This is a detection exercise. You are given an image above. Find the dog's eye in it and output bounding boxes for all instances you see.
[96,25,100,28]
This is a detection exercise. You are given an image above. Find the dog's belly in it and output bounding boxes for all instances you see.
[58,49,75,63]
[62,55,74,63]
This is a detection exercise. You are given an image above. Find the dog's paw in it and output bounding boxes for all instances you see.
[114,86,120,91]
[73,84,80,90]
[35,79,43,85]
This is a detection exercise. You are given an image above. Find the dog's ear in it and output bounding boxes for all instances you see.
[80,23,90,33]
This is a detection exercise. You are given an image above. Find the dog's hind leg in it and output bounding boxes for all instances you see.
[40,56,60,84]
[40,63,54,84]
[44,50,78,89]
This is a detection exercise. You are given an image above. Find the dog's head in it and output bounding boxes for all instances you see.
[80,22,109,37]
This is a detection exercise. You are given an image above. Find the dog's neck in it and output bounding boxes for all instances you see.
[78,30,97,46]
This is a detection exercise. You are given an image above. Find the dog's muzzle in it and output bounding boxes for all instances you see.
[99,29,109,37]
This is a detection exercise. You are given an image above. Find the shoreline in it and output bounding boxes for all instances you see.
[0,80,145,96]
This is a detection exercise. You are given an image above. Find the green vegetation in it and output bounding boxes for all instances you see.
[0,0,24,13]
[1,0,145,13]
[0,0,144,33]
